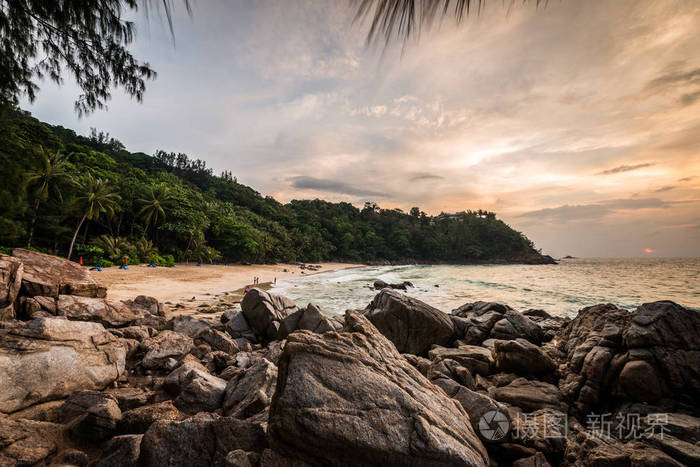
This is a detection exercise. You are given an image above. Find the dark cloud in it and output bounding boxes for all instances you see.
[409,172,445,182]
[679,176,695,182]
[680,90,700,106]
[646,63,700,89]
[645,62,700,106]
[288,176,386,197]
[654,186,675,192]
[518,198,673,222]
[596,163,654,175]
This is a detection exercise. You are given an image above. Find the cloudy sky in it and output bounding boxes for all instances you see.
[22,0,700,258]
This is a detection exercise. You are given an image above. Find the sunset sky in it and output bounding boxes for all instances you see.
[22,0,700,258]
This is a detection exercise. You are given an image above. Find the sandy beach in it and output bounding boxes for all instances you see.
[97,262,361,316]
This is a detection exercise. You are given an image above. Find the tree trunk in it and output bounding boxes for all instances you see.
[26,198,41,248]
[82,221,89,243]
[67,213,87,261]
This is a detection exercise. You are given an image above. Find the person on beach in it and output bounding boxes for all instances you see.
[244,285,250,293]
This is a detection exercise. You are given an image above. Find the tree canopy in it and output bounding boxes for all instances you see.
[0,0,189,115]
[0,108,551,266]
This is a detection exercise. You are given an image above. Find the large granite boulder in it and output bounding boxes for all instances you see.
[0,416,64,465]
[494,338,556,375]
[429,345,494,376]
[174,367,227,413]
[95,434,143,467]
[364,289,455,355]
[123,295,165,317]
[0,317,126,413]
[11,248,106,298]
[161,359,227,413]
[563,419,685,467]
[452,301,544,345]
[278,303,340,339]
[59,391,122,442]
[558,301,700,415]
[223,357,277,419]
[139,413,268,466]
[268,310,489,466]
[120,401,183,434]
[192,328,239,355]
[170,315,212,337]
[57,295,141,328]
[492,377,565,412]
[0,254,23,310]
[163,360,208,394]
[429,363,506,438]
[222,309,258,346]
[241,288,298,342]
[140,330,194,369]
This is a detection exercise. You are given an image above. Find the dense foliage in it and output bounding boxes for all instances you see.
[0,0,189,115]
[0,108,548,265]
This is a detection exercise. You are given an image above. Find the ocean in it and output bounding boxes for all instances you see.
[269,258,700,318]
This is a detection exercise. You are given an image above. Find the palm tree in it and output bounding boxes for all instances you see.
[186,237,219,264]
[67,175,121,261]
[24,148,71,248]
[137,185,173,239]
[134,237,158,261]
[92,235,133,262]
[355,0,543,45]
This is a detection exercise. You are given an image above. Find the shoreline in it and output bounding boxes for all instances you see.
[97,262,364,317]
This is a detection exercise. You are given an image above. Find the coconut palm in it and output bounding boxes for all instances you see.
[67,175,121,261]
[134,237,158,261]
[138,185,173,239]
[355,0,543,45]
[24,148,71,248]
[92,235,133,262]
[186,237,220,263]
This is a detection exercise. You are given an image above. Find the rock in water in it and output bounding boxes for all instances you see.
[0,317,126,414]
[11,248,107,298]
[241,288,298,342]
[268,311,488,466]
[364,289,455,355]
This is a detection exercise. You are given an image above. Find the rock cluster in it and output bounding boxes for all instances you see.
[1,250,698,466]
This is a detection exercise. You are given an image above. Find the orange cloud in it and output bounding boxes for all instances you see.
[644,248,656,253]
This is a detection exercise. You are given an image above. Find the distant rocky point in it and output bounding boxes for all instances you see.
[1,250,697,466]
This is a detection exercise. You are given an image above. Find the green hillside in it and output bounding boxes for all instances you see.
[0,108,552,266]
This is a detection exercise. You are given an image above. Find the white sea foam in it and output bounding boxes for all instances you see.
[269,258,700,317]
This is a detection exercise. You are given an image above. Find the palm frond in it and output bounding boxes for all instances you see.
[354,0,547,46]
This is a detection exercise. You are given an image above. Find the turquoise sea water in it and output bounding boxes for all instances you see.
[269,258,700,318]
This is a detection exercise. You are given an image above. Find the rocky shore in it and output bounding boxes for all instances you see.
[1,249,698,466]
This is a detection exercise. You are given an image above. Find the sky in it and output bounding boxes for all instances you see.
[21,0,700,258]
